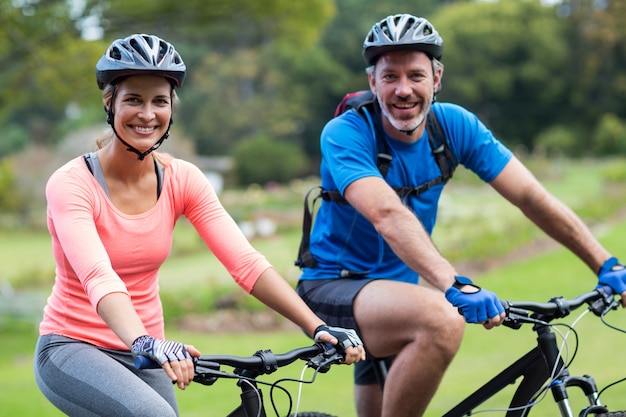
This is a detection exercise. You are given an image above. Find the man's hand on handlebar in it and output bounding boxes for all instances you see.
[131,335,201,390]
[314,325,366,364]
[445,276,505,329]
[597,256,626,307]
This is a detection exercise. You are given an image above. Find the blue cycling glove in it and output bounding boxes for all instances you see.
[131,335,190,366]
[445,276,504,323]
[597,257,626,295]
[314,325,363,351]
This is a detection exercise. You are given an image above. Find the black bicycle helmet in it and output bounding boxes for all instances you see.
[96,34,186,89]
[363,14,443,65]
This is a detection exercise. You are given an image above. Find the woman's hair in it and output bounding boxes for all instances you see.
[95,82,180,151]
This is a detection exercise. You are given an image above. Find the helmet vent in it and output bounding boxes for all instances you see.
[362,14,444,64]
[109,46,122,61]
[130,38,151,63]
[96,34,187,89]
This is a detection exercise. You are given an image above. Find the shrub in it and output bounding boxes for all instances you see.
[534,125,581,157]
[232,134,308,186]
[592,113,626,156]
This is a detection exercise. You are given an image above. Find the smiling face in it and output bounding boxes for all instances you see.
[369,50,442,141]
[110,75,173,152]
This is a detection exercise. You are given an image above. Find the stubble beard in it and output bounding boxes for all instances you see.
[377,93,432,134]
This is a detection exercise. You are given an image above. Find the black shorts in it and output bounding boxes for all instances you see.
[296,278,395,385]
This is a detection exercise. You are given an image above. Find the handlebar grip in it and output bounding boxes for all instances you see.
[598,285,614,296]
[134,355,161,369]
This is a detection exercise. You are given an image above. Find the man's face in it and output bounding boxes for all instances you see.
[369,50,442,139]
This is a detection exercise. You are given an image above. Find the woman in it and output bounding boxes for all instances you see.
[34,34,364,417]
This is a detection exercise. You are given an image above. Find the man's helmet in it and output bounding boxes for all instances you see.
[363,14,443,65]
[96,34,186,89]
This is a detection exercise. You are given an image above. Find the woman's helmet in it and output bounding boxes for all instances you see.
[363,14,443,65]
[96,34,186,90]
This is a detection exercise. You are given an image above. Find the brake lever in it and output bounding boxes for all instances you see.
[588,287,620,316]
[306,346,344,373]
[193,359,225,386]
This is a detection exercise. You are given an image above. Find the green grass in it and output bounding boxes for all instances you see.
[3,157,626,416]
[5,223,626,416]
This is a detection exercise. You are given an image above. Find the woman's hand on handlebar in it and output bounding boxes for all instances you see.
[314,325,366,364]
[131,335,201,389]
[164,344,200,390]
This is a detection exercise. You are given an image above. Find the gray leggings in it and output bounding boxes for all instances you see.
[34,334,179,417]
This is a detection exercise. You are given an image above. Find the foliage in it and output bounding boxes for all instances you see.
[436,0,569,149]
[563,0,626,132]
[591,113,626,156]
[0,0,106,144]
[92,0,335,48]
[232,134,308,185]
[0,160,24,215]
[0,124,30,158]
[534,124,583,157]
[181,45,341,158]
[3,0,626,186]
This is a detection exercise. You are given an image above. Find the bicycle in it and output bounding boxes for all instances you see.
[371,286,626,416]
[136,342,344,417]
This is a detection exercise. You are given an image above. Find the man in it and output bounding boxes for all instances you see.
[296,14,626,417]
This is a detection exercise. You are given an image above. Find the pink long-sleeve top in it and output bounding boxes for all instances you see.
[39,153,271,350]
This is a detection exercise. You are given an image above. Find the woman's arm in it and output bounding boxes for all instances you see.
[97,292,200,389]
[250,268,366,363]
[96,292,148,347]
[249,268,325,338]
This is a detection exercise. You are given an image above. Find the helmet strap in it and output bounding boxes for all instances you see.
[105,84,173,160]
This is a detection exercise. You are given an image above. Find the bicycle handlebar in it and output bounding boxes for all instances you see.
[135,342,344,385]
[502,286,619,329]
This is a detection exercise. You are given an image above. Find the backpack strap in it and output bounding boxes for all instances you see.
[295,186,324,268]
[386,111,457,200]
[427,111,455,182]
[295,97,457,269]
[337,91,393,178]
[319,109,455,204]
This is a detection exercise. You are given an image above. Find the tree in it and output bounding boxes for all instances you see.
[434,0,569,149]
[0,0,105,147]
[562,0,626,133]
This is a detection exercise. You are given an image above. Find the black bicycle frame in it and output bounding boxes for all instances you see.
[227,378,267,417]
[443,325,602,417]
[374,324,604,417]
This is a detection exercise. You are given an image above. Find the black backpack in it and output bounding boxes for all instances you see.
[295,90,457,269]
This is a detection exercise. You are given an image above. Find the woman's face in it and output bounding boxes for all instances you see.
[110,75,173,152]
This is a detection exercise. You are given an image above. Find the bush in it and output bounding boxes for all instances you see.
[592,113,626,156]
[0,160,24,214]
[232,134,308,186]
[0,125,29,158]
[534,125,581,157]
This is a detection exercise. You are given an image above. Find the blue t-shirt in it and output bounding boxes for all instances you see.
[299,102,513,284]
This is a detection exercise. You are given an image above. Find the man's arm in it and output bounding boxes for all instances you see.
[489,156,611,273]
[343,176,458,292]
[344,175,505,326]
